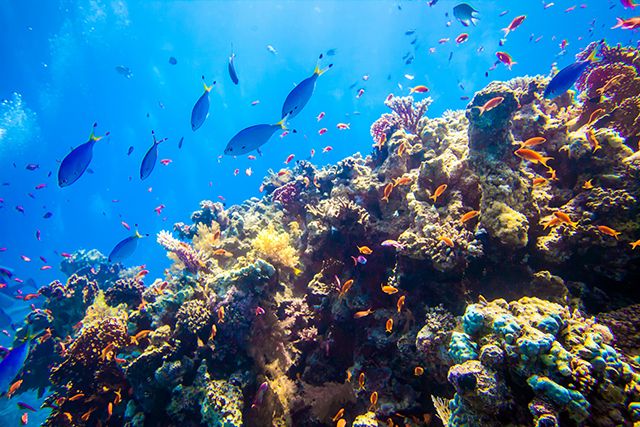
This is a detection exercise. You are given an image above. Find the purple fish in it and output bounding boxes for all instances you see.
[43,212,52,219]
[17,402,36,411]
[15,206,24,214]
[25,164,39,171]
[251,381,269,408]
[351,255,367,265]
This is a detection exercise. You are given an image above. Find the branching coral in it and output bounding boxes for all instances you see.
[251,224,299,269]
[157,230,204,273]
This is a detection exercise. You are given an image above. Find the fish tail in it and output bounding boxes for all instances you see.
[501,27,510,36]
[318,63,334,76]
[475,106,485,116]
[611,18,624,29]
[540,156,554,167]
[276,117,288,130]
[89,122,106,141]
[585,45,601,63]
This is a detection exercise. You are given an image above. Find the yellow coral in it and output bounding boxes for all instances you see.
[192,221,221,254]
[252,225,299,269]
[81,291,128,330]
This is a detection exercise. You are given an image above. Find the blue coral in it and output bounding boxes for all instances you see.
[449,332,479,364]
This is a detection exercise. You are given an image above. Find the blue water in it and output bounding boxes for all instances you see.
[0,0,634,368]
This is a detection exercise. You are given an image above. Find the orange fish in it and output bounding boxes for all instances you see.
[414,366,425,376]
[582,180,594,190]
[382,183,394,202]
[586,108,605,127]
[553,211,578,228]
[213,249,233,257]
[62,413,73,423]
[393,176,412,187]
[210,324,217,341]
[496,51,516,69]
[397,141,408,157]
[385,318,394,333]
[514,148,553,167]
[542,217,561,230]
[336,419,347,427]
[547,168,558,181]
[502,15,526,37]
[477,96,504,115]
[284,154,295,164]
[460,210,480,224]
[359,372,366,390]
[7,379,23,398]
[21,413,28,425]
[101,342,115,361]
[370,391,379,408]
[381,283,399,294]
[597,225,621,239]
[339,279,354,298]
[532,177,548,187]
[131,329,152,345]
[630,240,640,250]
[354,308,374,319]
[429,184,447,202]
[80,408,96,422]
[455,33,469,44]
[397,295,406,313]
[346,370,352,383]
[521,137,546,148]
[358,246,373,255]
[332,408,345,422]
[107,402,113,419]
[438,236,454,248]
[217,306,225,323]
[586,129,601,152]
[409,85,429,94]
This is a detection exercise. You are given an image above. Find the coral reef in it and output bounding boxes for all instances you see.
[10,41,640,427]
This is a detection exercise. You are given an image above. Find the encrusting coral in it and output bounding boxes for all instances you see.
[8,41,640,427]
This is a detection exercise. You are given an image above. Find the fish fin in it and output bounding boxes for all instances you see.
[611,18,624,29]
[276,117,288,131]
[135,230,143,239]
[318,63,333,76]
[585,45,600,63]
[501,27,510,36]
[89,123,104,142]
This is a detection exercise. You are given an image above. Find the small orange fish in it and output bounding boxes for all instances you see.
[409,85,429,94]
[382,183,394,202]
[80,408,96,422]
[385,318,394,333]
[586,128,601,152]
[213,248,233,257]
[586,108,605,127]
[346,370,352,383]
[62,413,73,423]
[114,389,122,405]
[101,342,115,361]
[354,308,374,319]
[339,279,354,298]
[496,51,516,69]
[7,379,23,398]
[381,284,399,294]
[332,408,345,422]
[107,402,113,419]
[582,180,594,190]
[597,225,621,239]
[209,324,217,341]
[358,246,373,255]
[370,391,379,407]
[532,177,548,187]
[38,327,52,343]
[521,137,546,148]
[131,329,152,345]
[630,240,640,250]
[414,366,425,376]
[359,372,366,390]
[336,419,347,427]
[542,217,561,230]
[397,295,406,313]
[553,211,578,228]
[397,141,408,157]
[438,236,454,248]
[477,96,504,115]
[393,176,412,187]
[217,306,225,323]
[21,413,28,425]
[514,148,553,167]
[460,210,480,224]
[429,184,447,202]
[68,393,85,402]
[547,168,559,181]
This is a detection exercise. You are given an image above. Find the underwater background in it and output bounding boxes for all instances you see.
[1,0,640,425]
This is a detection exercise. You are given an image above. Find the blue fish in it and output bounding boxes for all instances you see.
[108,231,146,263]
[453,3,480,27]
[224,118,287,156]
[191,77,215,131]
[0,340,29,394]
[281,54,333,119]
[58,123,108,187]
[178,136,184,149]
[228,52,239,85]
[140,131,167,180]
[544,47,600,99]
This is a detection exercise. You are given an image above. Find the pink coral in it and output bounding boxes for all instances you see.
[370,95,432,144]
[156,230,203,273]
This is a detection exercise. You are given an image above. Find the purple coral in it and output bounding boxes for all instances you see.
[370,113,401,145]
[157,230,202,274]
[370,95,432,144]
[273,182,299,211]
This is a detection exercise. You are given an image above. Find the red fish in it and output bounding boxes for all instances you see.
[121,221,130,230]
[310,148,316,157]
[154,204,165,215]
[251,100,260,106]
[35,230,41,241]
[612,16,640,29]
[318,128,328,135]
[317,112,325,121]
[40,265,52,271]
[502,15,526,37]
[455,33,469,44]
[247,155,256,160]
[35,184,46,190]
[356,88,365,98]
[336,123,350,130]
[496,51,516,69]
[322,146,333,153]
[245,168,252,176]
[280,131,289,138]
[234,168,240,176]
[621,0,639,8]
[21,255,31,262]
[284,154,295,164]
[160,159,172,166]
[438,38,450,44]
